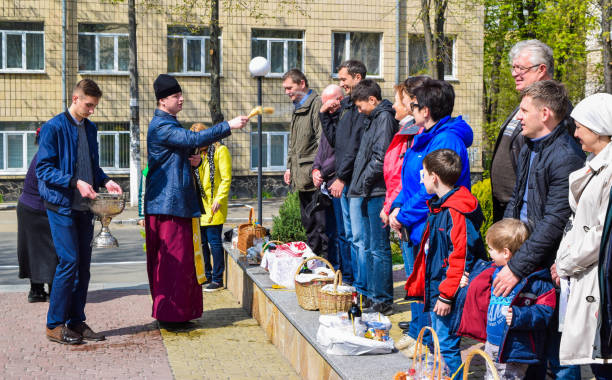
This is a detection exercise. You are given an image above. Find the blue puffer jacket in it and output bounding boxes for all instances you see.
[36,111,109,216]
[390,115,473,245]
[145,109,231,218]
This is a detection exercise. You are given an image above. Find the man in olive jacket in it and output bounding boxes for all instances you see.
[282,69,326,257]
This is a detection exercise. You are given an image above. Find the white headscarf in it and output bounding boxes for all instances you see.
[570,93,612,136]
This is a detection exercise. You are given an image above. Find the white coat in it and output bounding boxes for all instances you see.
[556,142,612,365]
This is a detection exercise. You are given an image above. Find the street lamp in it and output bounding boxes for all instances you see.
[249,56,270,226]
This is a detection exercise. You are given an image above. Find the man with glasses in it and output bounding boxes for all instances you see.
[490,40,555,222]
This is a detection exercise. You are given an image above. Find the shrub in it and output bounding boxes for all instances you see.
[0,193,3,203]
[271,192,307,242]
[471,178,493,240]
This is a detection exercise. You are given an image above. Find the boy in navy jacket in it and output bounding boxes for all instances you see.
[405,149,486,377]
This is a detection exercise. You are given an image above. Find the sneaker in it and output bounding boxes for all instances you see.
[203,282,223,292]
[201,278,211,286]
[364,302,394,316]
[28,288,48,303]
[395,334,418,351]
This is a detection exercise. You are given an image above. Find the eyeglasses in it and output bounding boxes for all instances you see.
[410,102,423,111]
[511,64,540,75]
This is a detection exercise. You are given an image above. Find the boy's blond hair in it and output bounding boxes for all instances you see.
[485,218,530,254]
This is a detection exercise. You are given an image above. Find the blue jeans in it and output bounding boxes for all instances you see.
[340,187,358,289]
[200,224,224,284]
[46,209,94,329]
[430,311,463,378]
[349,196,392,304]
[401,240,416,278]
[329,196,352,284]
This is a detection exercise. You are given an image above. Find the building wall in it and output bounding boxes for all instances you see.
[0,0,484,199]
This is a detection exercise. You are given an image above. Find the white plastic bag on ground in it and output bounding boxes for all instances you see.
[316,313,394,355]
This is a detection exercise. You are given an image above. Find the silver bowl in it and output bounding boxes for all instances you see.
[87,193,126,248]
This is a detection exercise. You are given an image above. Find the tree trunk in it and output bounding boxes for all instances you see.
[602,0,612,93]
[486,39,503,125]
[421,0,438,79]
[128,0,140,206]
[434,0,448,79]
[208,0,224,125]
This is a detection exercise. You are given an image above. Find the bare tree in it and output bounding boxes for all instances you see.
[602,0,612,93]
[420,0,449,79]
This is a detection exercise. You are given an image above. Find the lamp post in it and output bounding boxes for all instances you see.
[249,57,270,226]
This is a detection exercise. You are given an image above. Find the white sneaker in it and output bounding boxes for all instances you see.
[395,334,418,353]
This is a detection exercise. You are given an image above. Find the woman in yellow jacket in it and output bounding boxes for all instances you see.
[191,123,232,292]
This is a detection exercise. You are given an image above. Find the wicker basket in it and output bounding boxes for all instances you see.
[237,207,266,254]
[461,349,499,380]
[319,271,352,315]
[294,256,334,311]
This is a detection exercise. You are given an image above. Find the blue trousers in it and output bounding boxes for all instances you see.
[431,311,463,378]
[340,187,358,289]
[328,196,352,284]
[46,209,94,329]
[200,224,224,284]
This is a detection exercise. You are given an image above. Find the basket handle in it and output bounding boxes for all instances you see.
[332,270,343,292]
[294,255,334,278]
[411,325,442,380]
[461,349,499,380]
[262,240,283,253]
[248,207,254,224]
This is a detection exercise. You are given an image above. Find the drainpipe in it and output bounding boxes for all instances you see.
[61,0,66,107]
[395,0,400,85]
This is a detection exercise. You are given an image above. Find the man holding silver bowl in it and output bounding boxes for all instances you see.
[36,79,122,345]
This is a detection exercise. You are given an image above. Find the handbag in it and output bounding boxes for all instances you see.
[237,207,266,254]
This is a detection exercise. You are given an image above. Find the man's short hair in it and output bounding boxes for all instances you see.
[351,79,382,102]
[338,60,367,79]
[282,69,308,88]
[74,79,102,98]
[521,80,569,120]
[485,218,530,254]
[509,39,554,76]
[422,149,462,187]
[412,79,454,122]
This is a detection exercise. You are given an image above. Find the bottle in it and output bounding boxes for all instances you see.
[347,292,362,326]
[298,262,312,274]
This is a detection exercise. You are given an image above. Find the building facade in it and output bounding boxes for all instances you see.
[0,0,484,201]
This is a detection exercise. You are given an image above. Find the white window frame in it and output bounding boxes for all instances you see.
[167,33,223,76]
[251,31,304,77]
[78,30,128,74]
[250,131,289,172]
[97,131,130,174]
[0,29,45,73]
[0,131,36,174]
[408,35,458,81]
[331,31,383,79]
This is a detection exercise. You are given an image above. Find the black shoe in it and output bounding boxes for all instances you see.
[201,278,212,286]
[158,320,195,331]
[398,321,410,330]
[364,302,394,316]
[28,288,48,303]
[203,282,223,292]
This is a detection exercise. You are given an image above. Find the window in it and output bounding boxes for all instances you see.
[408,35,456,79]
[0,122,41,174]
[0,22,44,72]
[97,122,130,173]
[251,30,303,76]
[167,26,221,75]
[78,24,129,73]
[332,32,382,77]
[250,124,289,171]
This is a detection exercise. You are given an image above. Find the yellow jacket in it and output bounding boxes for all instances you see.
[197,144,232,226]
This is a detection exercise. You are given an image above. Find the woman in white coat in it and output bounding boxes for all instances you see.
[553,93,612,377]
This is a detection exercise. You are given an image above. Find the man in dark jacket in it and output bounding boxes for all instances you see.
[282,69,327,257]
[489,40,573,222]
[313,84,352,283]
[349,79,398,315]
[145,74,247,325]
[37,79,122,344]
[320,60,367,299]
[494,80,584,379]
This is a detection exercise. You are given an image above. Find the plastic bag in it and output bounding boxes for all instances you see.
[316,313,394,355]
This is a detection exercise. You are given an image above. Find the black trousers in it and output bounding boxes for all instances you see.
[298,190,328,258]
[492,195,508,223]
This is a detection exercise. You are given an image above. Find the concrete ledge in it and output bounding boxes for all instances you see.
[223,243,410,380]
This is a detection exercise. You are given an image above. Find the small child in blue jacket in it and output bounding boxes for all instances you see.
[405,149,486,377]
[483,218,556,380]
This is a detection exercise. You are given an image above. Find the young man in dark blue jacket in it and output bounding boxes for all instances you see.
[37,79,122,344]
[350,79,398,315]
[405,149,486,377]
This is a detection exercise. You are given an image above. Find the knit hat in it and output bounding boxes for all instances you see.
[571,93,612,136]
[154,74,182,100]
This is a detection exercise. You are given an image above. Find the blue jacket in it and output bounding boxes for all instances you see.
[145,109,231,218]
[36,111,109,215]
[405,186,487,311]
[391,115,473,245]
